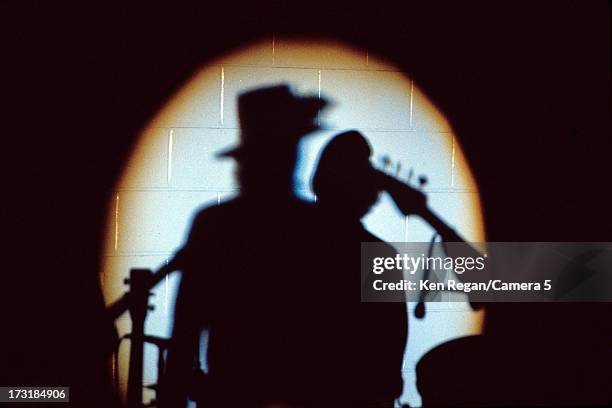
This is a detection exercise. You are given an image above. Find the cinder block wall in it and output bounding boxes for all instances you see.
[103,38,483,406]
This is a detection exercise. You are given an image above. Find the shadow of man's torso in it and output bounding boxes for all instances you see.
[179,196,407,405]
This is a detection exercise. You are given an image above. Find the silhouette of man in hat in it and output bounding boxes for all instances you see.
[160,85,332,407]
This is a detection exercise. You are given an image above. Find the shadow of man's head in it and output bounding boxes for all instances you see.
[217,84,329,196]
[313,130,382,219]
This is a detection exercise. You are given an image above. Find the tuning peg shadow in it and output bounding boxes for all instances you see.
[418,175,428,189]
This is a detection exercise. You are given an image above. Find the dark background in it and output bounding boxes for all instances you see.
[2,1,610,406]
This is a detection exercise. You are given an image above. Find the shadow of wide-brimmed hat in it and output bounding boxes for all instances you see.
[217,84,329,159]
